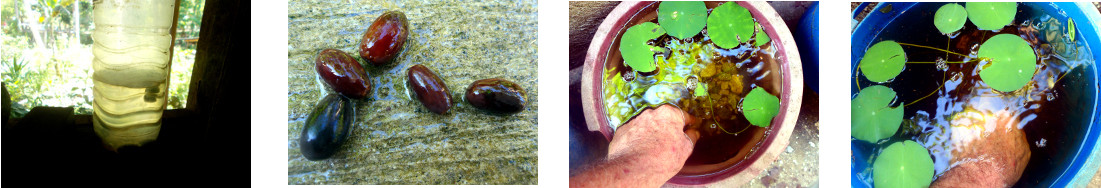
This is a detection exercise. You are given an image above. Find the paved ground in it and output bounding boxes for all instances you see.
[287,0,538,184]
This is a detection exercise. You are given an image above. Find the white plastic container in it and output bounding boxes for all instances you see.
[92,0,177,151]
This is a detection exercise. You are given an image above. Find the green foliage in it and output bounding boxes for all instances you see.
[742,87,779,127]
[694,82,708,97]
[1068,18,1076,42]
[873,140,934,188]
[706,2,755,49]
[934,3,967,34]
[177,0,206,40]
[170,48,197,108]
[1,0,204,117]
[657,1,706,40]
[977,34,1036,92]
[619,22,666,73]
[966,2,1017,31]
[851,85,903,142]
[2,0,23,34]
[754,23,771,47]
[859,41,907,82]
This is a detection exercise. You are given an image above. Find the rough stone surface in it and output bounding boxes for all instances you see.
[288,0,537,184]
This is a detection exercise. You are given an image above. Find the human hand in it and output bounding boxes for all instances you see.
[570,104,700,187]
[932,110,1030,188]
[607,104,700,174]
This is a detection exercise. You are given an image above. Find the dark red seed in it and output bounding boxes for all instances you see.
[315,49,371,99]
[300,94,355,161]
[359,11,409,66]
[465,78,527,114]
[406,64,451,114]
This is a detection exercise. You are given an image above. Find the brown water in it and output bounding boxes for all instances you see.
[600,2,783,173]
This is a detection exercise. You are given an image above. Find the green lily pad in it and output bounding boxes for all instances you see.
[977,34,1036,92]
[694,83,708,97]
[619,22,666,73]
[966,2,1017,31]
[754,23,771,47]
[859,41,907,83]
[658,1,707,40]
[742,87,779,127]
[873,140,934,188]
[851,85,903,142]
[934,3,967,34]
[707,2,755,49]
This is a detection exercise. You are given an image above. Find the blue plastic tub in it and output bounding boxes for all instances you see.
[851,2,1101,187]
[797,2,819,93]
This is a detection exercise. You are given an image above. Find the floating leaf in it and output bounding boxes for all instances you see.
[707,2,755,49]
[694,83,708,97]
[977,34,1036,92]
[658,1,707,40]
[754,23,771,47]
[619,22,666,73]
[873,140,934,188]
[1068,18,1076,42]
[934,3,967,34]
[859,41,907,82]
[966,2,1017,31]
[851,85,903,142]
[742,87,779,127]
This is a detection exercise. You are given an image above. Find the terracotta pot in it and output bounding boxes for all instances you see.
[579,1,803,185]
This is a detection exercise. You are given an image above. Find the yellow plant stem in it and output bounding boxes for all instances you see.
[896,42,968,57]
[905,70,947,107]
[855,65,864,91]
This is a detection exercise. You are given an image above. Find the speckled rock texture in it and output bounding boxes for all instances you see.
[288,0,537,184]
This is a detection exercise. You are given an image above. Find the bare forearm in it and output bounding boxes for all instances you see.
[931,160,1009,188]
[569,153,679,188]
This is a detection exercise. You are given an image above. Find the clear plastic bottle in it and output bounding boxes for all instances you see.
[92,0,177,151]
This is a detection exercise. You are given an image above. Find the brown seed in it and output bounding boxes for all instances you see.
[315,49,371,99]
[406,64,451,114]
[465,78,527,115]
[359,11,409,66]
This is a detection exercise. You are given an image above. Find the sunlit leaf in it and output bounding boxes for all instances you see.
[1068,18,1076,42]
[742,87,779,127]
[657,1,707,40]
[851,85,903,142]
[707,2,755,49]
[977,34,1036,92]
[934,3,967,34]
[694,82,708,97]
[966,2,1016,31]
[874,140,934,188]
[754,23,771,47]
[618,22,665,73]
[859,41,907,82]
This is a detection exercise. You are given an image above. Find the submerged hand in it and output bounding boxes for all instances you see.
[932,111,1030,188]
[570,105,700,187]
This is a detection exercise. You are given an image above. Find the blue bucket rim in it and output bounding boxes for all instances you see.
[850,2,1101,187]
